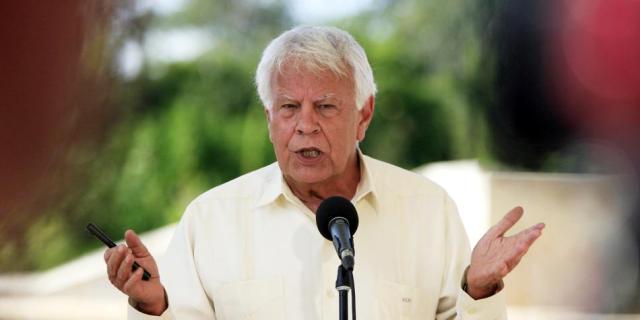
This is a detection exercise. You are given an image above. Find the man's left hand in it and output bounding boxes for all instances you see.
[466,206,545,299]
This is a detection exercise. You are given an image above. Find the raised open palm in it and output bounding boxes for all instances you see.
[466,206,545,299]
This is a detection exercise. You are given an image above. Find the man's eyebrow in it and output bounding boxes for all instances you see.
[275,93,296,102]
[314,93,335,101]
[275,93,336,102]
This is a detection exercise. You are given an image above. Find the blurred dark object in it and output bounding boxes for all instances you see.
[1,1,83,231]
[485,0,640,171]
[485,0,575,171]
[0,0,120,267]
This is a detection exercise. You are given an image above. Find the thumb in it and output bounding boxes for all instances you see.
[124,229,151,258]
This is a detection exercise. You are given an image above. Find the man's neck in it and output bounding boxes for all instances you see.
[285,157,361,213]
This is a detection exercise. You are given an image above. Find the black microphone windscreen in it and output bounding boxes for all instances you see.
[315,196,359,240]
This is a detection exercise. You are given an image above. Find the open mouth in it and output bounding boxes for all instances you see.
[297,147,322,159]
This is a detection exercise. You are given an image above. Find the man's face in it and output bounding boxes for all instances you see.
[265,64,373,185]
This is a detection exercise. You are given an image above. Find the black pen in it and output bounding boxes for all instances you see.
[86,223,151,281]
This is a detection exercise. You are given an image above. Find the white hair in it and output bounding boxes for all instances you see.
[255,25,377,110]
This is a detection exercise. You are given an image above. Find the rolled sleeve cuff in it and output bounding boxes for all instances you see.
[456,287,507,320]
[127,304,174,320]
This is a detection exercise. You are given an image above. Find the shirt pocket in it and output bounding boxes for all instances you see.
[375,280,426,320]
[214,277,284,320]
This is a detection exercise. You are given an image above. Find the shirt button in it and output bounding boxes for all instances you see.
[326,289,335,297]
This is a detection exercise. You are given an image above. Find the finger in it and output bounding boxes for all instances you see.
[115,250,134,288]
[508,234,540,269]
[104,247,114,263]
[518,223,545,247]
[107,245,127,283]
[123,267,144,295]
[508,226,544,262]
[125,230,151,258]
[532,222,545,231]
[489,206,524,237]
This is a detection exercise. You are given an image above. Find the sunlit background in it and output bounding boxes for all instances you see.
[1,0,639,318]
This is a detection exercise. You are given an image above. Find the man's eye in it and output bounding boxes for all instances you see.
[318,104,339,116]
[281,104,298,109]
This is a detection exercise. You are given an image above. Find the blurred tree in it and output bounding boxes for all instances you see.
[351,0,494,167]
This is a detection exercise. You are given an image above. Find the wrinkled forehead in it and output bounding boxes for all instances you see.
[270,58,355,102]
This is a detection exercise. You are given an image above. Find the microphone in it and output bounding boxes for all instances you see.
[316,196,359,271]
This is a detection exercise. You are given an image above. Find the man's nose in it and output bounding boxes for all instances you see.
[296,104,320,135]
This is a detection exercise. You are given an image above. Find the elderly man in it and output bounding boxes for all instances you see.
[104,26,544,319]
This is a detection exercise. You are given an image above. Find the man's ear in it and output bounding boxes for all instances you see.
[265,107,273,143]
[356,95,375,142]
[264,107,271,122]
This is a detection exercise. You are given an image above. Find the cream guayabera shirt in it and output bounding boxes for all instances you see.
[129,154,507,320]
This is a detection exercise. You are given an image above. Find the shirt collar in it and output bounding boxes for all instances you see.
[254,149,378,209]
[255,163,285,208]
[352,149,377,204]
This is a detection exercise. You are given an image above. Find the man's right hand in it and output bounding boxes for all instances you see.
[104,229,167,315]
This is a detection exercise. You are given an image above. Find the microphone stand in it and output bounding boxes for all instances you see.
[335,265,353,320]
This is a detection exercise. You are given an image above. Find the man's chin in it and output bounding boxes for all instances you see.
[286,170,331,185]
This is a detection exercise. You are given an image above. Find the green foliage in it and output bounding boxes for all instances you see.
[353,0,492,167]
